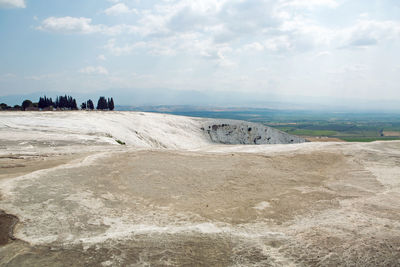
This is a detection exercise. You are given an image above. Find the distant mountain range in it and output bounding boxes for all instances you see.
[1,88,399,112]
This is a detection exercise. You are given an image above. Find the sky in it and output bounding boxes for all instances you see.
[0,0,400,109]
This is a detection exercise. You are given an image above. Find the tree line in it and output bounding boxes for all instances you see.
[0,95,115,111]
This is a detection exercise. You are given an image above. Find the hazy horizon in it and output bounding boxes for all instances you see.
[2,88,400,113]
[1,0,400,110]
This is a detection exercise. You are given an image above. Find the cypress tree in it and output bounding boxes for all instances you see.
[108,97,114,111]
[38,96,55,109]
[38,97,44,109]
[87,99,94,110]
[97,97,108,110]
[72,99,78,110]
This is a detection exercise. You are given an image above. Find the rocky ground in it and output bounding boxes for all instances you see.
[0,112,399,266]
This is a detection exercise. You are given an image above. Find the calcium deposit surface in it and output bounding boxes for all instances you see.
[0,112,399,266]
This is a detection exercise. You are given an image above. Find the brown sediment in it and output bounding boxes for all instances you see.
[382,131,400,137]
[0,153,91,181]
[304,136,345,142]
[0,210,19,246]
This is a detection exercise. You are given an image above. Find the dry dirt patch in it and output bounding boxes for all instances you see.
[383,131,400,137]
[94,150,353,224]
[0,210,18,246]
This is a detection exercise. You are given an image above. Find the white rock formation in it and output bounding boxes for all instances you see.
[0,111,304,151]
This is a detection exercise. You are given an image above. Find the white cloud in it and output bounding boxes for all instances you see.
[24,73,60,81]
[244,42,264,52]
[0,73,16,80]
[105,39,146,56]
[37,1,400,63]
[340,20,400,48]
[79,66,109,75]
[314,51,331,57]
[277,15,400,50]
[0,0,25,8]
[37,16,139,35]
[119,0,341,56]
[38,17,98,34]
[104,3,138,16]
[280,0,339,9]
[264,36,292,51]
[326,64,369,76]
[97,54,107,61]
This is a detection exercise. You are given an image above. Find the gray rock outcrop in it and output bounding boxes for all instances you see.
[201,120,306,145]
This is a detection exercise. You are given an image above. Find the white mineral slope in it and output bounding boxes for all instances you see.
[0,111,304,151]
[0,111,209,150]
